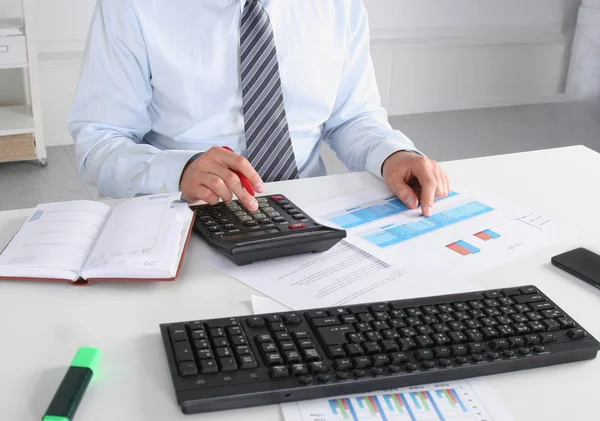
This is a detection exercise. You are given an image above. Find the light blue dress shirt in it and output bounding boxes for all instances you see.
[67,0,419,198]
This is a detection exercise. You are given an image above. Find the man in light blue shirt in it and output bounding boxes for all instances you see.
[68,0,450,214]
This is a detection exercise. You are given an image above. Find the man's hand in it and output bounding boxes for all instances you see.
[382,151,451,217]
[180,147,265,211]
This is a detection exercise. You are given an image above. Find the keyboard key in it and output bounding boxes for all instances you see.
[414,349,434,361]
[195,339,210,349]
[512,323,530,335]
[448,331,467,344]
[432,333,451,346]
[199,359,218,374]
[558,318,576,329]
[333,358,352,371]
[481,327,499,339]
[433,323,451,333]
[467,343,485,354]
[527,321,545,332]
[489,339,509,350]
[414,335,434,348]
[372,354,389,367]
[542,319,560,331]
[534,345,545,352]
[471,354,483,362]
[275,331,291,341]
[363,341,382,355]
[353,356,372,368]
[504,349,516,357]
[518,347,531,355]
[309,362,329,374]
[298,339,316,349]
[284,350,302,364]
[261,342,278,353]
[317,374,331,382]
[269,366,289,378]
[238,354,258,369]
[455,356,468,364]
[514,294,544,304]
[269,322,286,332]
[416,325,434,335]
[216,347,233,358]
[372,321,389,331]
[483,299,500,307]
[210,328,225,338]
[484,291,502,299]
[291,363,309,375]
[231,335,247,346]
[465,330,484,342]
[347,333,365,344]
[302,348,321,361]
[498,297,515,306]
[236,345,251,355]
[451,345,468,355]
[514,304,531,313]
[213,338,228,348]
[326,345,345,359]
[174,342,194,362]
[344,343,363,356]
[541,309,563,319]
[439,358,452,367]
[256,334,273,343]
[311,317,340,327]
[508,337,525,348]
[405,363,418,371]
[434,346,451,358]
[169,324,188,343]
[197,349,213,360]
[279,340,296,351]
[540,333,558,343]
[519,286,537,294]
[266,352,284,366]
[397,338,417,351]
[283,313,302,324]
[566,327,587,339]
[524,334,541,345]
[247,316,265,328]
[380,339,399,353]
[178,361,198,376]
[382,329,400,340]
[365,331,382,341]
[422,305,439,315]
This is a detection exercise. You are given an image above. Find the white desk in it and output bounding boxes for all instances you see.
[1,145,599,420]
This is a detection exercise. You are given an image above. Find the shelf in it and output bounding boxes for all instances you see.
[0,105,35,136]
[0,63,28,70]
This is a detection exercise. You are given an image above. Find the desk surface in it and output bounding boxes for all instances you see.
[1,145,600,420]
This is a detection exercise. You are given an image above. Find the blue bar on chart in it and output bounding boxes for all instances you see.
[363,201,494,248]
[327,192,458,229]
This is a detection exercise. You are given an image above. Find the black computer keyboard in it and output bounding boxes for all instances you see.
[159,285,599,414]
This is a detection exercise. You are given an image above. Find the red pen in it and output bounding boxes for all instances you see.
[221,146,256,196]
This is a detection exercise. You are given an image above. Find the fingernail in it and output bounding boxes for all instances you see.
[248,199,258,211]
[424,205,432,216]
[254,182,265,193]
[406,197,416,208]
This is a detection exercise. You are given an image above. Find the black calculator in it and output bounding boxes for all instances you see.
[190,194,346,265]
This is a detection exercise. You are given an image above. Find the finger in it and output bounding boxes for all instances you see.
[210,166,259,211]
[388,177,419,209]
[184,184,220,205]
[431,162,446,199]
[199,173,234,204]
[219,149,265,193]
[412,160,437,216]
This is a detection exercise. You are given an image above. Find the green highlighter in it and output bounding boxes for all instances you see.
[42,347,102,421]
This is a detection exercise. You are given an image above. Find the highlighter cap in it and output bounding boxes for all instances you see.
[70,347,102,373]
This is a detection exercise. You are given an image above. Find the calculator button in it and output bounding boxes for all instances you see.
[270,195,284,201]
[203,220,217,226]
[252,213,266,220]
[213,213,224,218]
[287,209,301,215]
[259,219,272,224]
[293,214,306,220]
[273,217,287,223]
[276,200,289,205]
[208,226,221,232]
[262,207,275,213]
[238,215,252,221]
[218,219,229,224]
[257,197,268,203]
[229,205,242,212]
[234,210,247,216]
[224,224,237,230]
[281,204,294,210]
[289,223,307,230]
[248,210,261,215]
[245,221,259,227]
[267,211,280,217]
[258,203,270,209]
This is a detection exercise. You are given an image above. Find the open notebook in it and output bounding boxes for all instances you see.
[0,193,195,285]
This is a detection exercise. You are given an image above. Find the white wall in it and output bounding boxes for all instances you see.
[0,0,582,146]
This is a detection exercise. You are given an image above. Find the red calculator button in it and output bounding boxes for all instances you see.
[270,195,284,201]
[289,223,307,230]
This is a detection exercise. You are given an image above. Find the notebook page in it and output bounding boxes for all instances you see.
[82,193,190,277]
[0,201,111,279]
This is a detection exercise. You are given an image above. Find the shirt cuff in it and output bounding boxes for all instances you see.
[147,149,201,194]
[365,141,424,180]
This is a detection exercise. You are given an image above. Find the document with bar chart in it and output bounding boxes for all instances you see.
[308,186,521,265]
[281,379,515,421]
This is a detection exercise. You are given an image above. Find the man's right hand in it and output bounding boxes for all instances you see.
[180,146,265,211]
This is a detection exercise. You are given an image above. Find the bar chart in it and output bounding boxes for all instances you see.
[293,381,498,421]
[361,201,494,248]
[325,192,458,229]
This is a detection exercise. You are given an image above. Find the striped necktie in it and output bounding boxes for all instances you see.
[240,0,299,182]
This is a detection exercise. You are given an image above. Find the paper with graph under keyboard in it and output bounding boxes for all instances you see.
[308,186,521,265]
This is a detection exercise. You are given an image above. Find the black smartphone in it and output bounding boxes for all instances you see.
[551,247,600,289]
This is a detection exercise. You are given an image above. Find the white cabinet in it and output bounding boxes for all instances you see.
[0,0,47,166]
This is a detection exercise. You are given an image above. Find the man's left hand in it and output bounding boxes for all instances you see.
[382,151,451,217]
